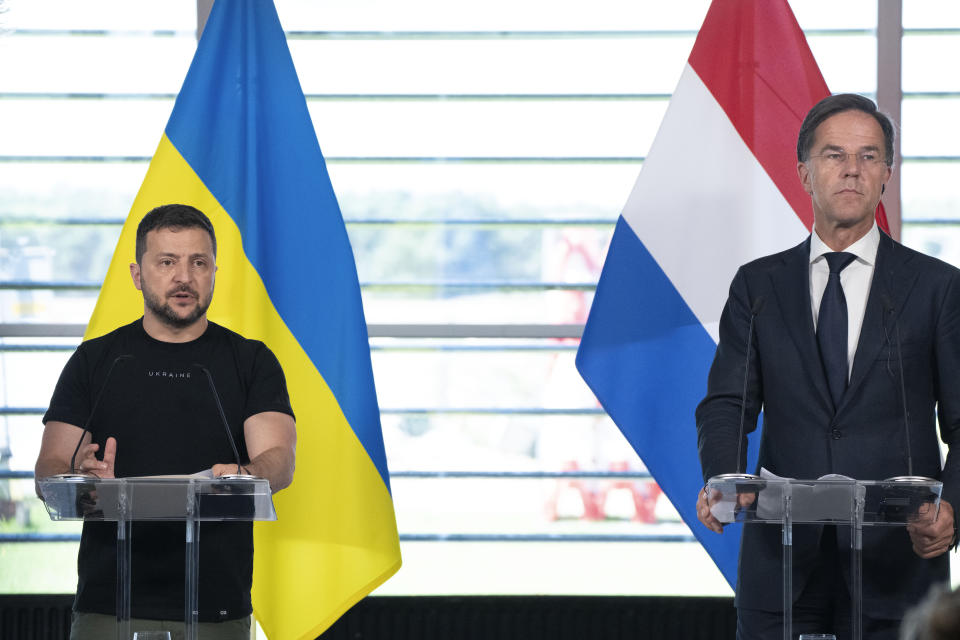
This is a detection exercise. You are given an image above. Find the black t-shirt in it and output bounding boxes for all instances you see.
[43,319,294,621]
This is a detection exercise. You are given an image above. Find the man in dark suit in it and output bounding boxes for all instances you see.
[695,93,960,639]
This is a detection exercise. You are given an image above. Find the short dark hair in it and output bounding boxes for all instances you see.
[796,93,895,167]
[135,204,217,264]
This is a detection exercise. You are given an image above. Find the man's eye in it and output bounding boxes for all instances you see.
[861,153,876,162]
[826,153,844,162]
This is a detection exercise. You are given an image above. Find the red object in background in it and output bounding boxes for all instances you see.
[597,461,662,523]
[545,461,603,521]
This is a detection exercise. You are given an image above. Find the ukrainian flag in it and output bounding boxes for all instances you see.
[84,1,401,638]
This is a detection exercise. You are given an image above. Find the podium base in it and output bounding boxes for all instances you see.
[886,475,938,483]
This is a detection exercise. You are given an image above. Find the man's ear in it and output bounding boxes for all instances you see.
[797,161,813,195]
[129,262,142,291]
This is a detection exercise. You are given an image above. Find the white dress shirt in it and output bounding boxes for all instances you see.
[809,223,879,379]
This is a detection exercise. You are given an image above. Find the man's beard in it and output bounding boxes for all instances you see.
[143,283,212,329]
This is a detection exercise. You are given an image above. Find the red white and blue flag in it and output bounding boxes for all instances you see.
[576,0,888,585]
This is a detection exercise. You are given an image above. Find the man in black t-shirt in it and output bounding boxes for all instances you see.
[35,204,297,640]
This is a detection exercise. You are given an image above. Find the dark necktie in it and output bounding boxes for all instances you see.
[817,252,857,408]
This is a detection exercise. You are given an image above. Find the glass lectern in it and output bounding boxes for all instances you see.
[706,474,941,640]
[38,475,276,640]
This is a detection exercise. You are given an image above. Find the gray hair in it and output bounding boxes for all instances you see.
[900,584,960,640]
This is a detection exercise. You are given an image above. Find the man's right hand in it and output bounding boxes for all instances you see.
[696,486,756,533]
[697,486,725,533]
[35,422,118,498]
[76,437,117,478]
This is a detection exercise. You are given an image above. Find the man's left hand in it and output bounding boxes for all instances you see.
[908,499,955,559]
[211,463,246,477]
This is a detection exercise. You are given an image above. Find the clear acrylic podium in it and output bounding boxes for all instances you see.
[706,474,942,640]
[38,475,276,640]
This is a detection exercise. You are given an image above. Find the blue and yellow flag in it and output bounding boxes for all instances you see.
[85,1,401,637]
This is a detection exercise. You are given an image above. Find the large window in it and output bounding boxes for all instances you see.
[1,0,958,598]
[901,2,960,257]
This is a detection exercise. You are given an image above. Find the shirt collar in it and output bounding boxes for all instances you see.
[810,222,880,267]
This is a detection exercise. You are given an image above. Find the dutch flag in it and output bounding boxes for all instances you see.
[574,0,889,585]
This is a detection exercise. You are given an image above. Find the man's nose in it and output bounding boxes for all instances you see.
[172,261,191,281]
[841,154,862,174]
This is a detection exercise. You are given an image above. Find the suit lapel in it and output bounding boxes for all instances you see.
[843,233,919,409]
[769,237,834,410]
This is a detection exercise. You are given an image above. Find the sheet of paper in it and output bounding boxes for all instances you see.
[130,469,215,480]
[757,468,861,521]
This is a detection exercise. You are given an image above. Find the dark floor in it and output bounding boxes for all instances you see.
[0,594,737,640]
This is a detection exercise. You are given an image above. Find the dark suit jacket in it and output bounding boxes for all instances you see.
[696,232,960,618]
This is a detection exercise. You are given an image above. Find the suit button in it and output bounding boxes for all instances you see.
[831,429,842,439]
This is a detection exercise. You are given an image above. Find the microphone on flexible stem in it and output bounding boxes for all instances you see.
[65,354,134,476]
[193,363,251,479]
[880,294,923,481]
[734,295,766,476]
[709,295,766,514]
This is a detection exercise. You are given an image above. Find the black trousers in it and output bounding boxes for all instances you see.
[736,527,901,640]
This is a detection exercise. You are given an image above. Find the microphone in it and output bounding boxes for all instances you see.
[880,294,913,477]
[68,354,133,475]
[735,296,765,474]
[193,363,248,477]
